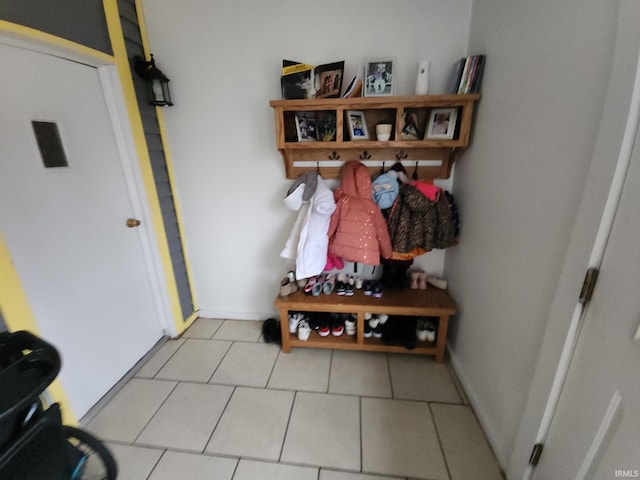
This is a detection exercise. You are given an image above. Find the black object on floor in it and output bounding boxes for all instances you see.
[262,318,281,344]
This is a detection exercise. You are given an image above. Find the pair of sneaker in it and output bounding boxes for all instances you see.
[335,273,354,296]
[416,317,436,342]
[363,313,388,338]
[314,314,345,337]
[363,281,384,298]
[344,314,356,336]
[288,312,305,333]
[303,274,337,296]
[289,312,312,342]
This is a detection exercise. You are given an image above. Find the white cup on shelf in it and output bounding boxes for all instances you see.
[376,123,392,141]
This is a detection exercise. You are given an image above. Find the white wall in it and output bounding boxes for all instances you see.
[141,0,473,319]
[447,0,620,469]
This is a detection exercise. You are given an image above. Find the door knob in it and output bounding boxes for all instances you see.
[126,218,141,228]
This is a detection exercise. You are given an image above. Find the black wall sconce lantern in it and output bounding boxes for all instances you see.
[133,54,173,107]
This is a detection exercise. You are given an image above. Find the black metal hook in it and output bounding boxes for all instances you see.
[412,161,419,180]
[359,150,371,160]
[379,160,386,175]
[328,151,340,160]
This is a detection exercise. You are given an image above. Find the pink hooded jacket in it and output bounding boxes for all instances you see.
[327,162,392,265]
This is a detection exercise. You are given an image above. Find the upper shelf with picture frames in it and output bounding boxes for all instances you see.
[269,94,481,180]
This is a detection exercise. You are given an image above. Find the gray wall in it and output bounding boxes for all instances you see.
[446,0,619,466]
[1,0,111,54]
[118,0,193,320]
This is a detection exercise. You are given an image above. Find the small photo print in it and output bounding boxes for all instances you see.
[425,108,458,140]
[294,111,318,142]
[316,112,337,142]
[347,110,369,140]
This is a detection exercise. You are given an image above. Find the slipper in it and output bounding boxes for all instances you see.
[279,277,298,297]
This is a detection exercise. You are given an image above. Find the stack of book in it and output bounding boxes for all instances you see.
[447,55,486,94]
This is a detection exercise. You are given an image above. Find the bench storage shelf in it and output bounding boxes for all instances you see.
[274,288,456,362]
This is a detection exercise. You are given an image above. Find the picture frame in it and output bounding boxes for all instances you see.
[425,108,458,140]
[346,110,369,140]
[294,111,318,142]
[313,61,344,99]
[363,57,395,97]
[401,110,422,141]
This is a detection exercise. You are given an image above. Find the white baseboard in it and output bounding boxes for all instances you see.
[196,308,276,322]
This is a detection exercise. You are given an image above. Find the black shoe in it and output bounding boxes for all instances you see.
[364,321,372,338]
[262,318,281,344]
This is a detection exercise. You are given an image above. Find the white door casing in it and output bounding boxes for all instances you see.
[0,41,169,417]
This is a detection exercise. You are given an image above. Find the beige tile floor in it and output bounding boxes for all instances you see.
[83,318,504,480]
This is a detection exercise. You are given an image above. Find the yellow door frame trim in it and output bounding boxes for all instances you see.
[0,235,77,425]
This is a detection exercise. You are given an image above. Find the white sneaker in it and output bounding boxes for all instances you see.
[289,312,303,333]
[417,318,436,342]
[345,314,356,336]
[297,319,311,341]
[425,321,436,342]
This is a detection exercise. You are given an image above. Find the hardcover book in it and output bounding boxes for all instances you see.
[451,55,486,94]
[281,60,345,100]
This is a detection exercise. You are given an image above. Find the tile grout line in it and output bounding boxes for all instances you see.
[277,389,298,463]
[144,448,169,480]
[428,402,453,480]
[132,381,181,446]
[202,384,237,455]
[358,395,364,474]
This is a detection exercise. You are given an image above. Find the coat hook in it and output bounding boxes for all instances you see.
[412,161,419,180]
[379,160,386,175]
[395,150,408,161]
[317,161,321,173]
[328,151,340,160]
[359,150,371,160]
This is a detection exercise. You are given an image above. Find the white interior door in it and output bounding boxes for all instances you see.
[533,114,640,480]
[530,5,640,477]
[0,43,164,417]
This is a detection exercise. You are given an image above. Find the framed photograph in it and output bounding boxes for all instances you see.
[346,110,369,140]
[294,111,317,142]
[401,110,421,140]
[363,57,395,97]
[425,108,458,140]
[314,61,344,99]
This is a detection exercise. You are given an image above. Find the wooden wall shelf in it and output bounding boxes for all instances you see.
[269,94,480,179]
